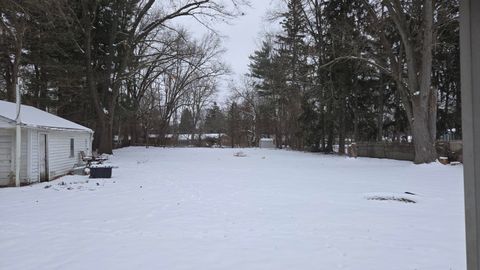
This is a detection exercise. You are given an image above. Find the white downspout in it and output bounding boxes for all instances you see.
[15,83,21,187]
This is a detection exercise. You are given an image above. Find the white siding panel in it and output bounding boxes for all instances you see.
[0,127,92,184]
[0,129,13,186]
[17,130,29,183]
[20,130,28,182]
[30,130,39,183]
[5,128,29,184]
[47,131,91,179]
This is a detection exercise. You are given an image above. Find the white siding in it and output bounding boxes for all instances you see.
[20,130,29,183]
[0,129,12,186]
[0,125,92,185]
[5,127,30,184]
[47,131,91,179]
[30,129,39,183]
[19,129,29,183]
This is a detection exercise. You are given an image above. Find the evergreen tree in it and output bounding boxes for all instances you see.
[179,109,195,134]
[204,102,226,134]
[227,102,242,147]
[276,0,310,149]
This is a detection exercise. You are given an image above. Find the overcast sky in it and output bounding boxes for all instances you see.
[173,0,281,101]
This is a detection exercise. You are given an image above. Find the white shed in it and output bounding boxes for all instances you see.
[0,100,93,186]
[259,138,275,149]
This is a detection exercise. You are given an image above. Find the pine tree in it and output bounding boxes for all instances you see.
[227,102,242,147]
[179,109,195,134]
[276,0,310,149]
[204,102,226,134]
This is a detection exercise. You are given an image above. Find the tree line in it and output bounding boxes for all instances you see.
[0,0,246,153]
[224,0,459,164]
[1,0,460,164]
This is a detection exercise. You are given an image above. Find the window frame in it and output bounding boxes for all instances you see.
[69,138,75,158]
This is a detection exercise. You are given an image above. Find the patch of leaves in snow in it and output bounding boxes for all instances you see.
[364,192,417,204]
[42,177,115,192]
[137,159,149,164]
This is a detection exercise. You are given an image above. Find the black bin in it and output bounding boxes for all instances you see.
[90,167,112,178]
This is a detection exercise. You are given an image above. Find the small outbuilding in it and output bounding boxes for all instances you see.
[259,138,275,149]
[0,100,93,186]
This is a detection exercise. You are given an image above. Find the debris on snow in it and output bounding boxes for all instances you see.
[233,151,247,157]
[364,192,417,204]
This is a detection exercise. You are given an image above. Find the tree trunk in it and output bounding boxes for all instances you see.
[338,96,346,155]
[411,105,437,163]
[131,115,138,145]
[326,128,334,153]
[353,90,359,142]
[377,79,385,141]
[93,117,113,154]
[9,44,21,103]
[320,107,326,151]
[5,63,14,102]
[384,0,437,163]
[325,97,334,153]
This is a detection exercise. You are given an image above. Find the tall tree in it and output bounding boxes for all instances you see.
[277,0,309,149]
[0,0,32,102]
[227,101,241,147]
[362,0,438,163]
[62,0,245,153]
[204,102,225,133]
[179,108,195,134]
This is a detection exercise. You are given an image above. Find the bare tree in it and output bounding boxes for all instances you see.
[185,77,218,140]
[122,28,188,143]
[58,0,247,153]
[231,76,260,145]
[0,0,30,102]
[360,0,437,163]
[152,33,228,143]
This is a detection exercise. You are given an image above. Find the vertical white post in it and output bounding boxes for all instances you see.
[15,82,21,187]
[460,0,480,268]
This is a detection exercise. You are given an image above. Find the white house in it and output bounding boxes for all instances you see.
[0,100,93,186]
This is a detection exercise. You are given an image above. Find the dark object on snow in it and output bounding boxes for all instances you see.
[404,192,416,195]
[367,195,416,204]
[81,151,109,166]
[90,167,112,178]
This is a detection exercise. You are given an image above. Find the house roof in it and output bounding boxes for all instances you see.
[0,100,93,133]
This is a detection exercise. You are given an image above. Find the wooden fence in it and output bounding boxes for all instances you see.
[349,140,463,162]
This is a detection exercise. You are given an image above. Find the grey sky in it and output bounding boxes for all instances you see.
[214,1,277,76]
[173,1,280,101]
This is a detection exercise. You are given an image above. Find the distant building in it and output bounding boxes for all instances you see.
[259,138,275,149]
[159,133,229,146]
[0,101,93,186]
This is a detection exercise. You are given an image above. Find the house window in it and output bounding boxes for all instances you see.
[70,138,75,158]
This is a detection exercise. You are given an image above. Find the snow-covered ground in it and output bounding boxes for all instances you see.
[0,147,465,269]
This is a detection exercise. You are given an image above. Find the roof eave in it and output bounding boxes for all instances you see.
[0,115,93,133]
